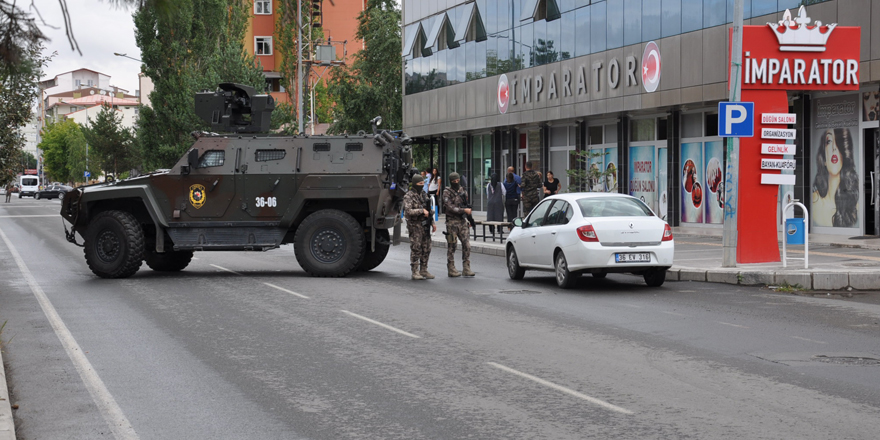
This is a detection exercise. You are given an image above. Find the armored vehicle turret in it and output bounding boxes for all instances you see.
[61,84,413,278]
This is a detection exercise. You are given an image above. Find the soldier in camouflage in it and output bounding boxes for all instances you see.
[442,172,475,277]
[521,161,542,216]
[404,174,436,280]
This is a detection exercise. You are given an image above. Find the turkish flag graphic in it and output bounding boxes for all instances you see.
[642,41,661,93]
[498,74,510,114]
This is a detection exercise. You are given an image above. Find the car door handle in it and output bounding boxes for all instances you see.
[530,234,537,238]
[551,230,557,235]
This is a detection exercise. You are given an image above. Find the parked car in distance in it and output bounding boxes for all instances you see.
[505,193,674,288]
[35,184,73,200]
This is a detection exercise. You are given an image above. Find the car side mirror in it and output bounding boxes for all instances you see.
[513,218,523,228]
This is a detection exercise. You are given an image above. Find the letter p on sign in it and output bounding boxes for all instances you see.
[718,102,754,137]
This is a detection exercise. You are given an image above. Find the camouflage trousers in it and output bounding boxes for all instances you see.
[445,217,471,264]
[407,222,432,269]
[522,193,539,216]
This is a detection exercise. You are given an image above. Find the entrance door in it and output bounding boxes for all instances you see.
[866,129,880,236]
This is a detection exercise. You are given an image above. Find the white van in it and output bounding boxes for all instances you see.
[19,175,40,198]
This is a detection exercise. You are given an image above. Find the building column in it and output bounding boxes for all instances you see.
[618,116,630,195]
[669,111,682,226]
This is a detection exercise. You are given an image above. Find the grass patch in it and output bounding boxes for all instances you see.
[773,281,805,293]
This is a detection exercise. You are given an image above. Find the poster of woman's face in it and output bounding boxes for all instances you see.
[704,141,724,224]
[680,142,703,223]
[864,91,879,122]
[811,95,861,230]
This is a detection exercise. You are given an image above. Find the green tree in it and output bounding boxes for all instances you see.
[327,0,401,134]
[566,149,614,193]
[82,103,139,177]
[19,151,38,170]
[39,119,98,184]
[134,0,266,170]
[0,40,46,186]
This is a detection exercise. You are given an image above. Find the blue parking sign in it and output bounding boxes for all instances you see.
[84,171,90,178]
[718,102,754,137]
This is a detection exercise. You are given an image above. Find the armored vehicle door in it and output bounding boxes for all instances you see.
[174,140,239,218]
[241,138,298,219]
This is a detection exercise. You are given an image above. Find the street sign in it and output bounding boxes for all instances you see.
[761,128,797,139]
[761,174,796,185]
[762,143,795,155]
[718,102,754,137]
[84,171,91,178]
[760,158,797,170]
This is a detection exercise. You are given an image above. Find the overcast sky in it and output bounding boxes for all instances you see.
[37,0,142,95]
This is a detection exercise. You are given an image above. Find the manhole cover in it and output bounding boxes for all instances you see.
[498,290,542,295]
[813,355,880,366]
[841,261,880,268]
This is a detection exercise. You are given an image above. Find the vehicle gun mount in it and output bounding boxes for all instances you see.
[195,83,275,133]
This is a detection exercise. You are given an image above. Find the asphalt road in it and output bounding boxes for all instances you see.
[2,197,880,439]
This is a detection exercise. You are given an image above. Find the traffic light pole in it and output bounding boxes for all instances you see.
[723,0,744,267]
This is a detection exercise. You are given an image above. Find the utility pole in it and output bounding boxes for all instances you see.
[297,0,304,134]
[723,0,744,267]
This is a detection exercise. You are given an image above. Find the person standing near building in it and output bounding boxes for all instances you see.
[442,172,475,277]
[4,181,13,203]
[543,171,562,196]
[503,173,519,223]
[486,173,504,235]
[521,161,542,215]
[404,174,436,280]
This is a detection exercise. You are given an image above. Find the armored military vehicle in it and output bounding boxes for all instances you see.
[60,83,413,278]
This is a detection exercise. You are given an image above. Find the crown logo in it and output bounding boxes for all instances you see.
[767,6,836,52]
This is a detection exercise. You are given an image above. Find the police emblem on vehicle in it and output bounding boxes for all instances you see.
[189,184,206,209]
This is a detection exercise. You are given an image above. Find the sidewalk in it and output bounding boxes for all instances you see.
[401,212,880,291]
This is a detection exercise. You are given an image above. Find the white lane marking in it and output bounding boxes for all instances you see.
[340,310,420,339]
[717,321,749,329]
[264,282,310,299]
[487,362,634,415]
[790,336,827,344]
[661,311,687,317]
[0,214,59,218]
[0,226,139,440]
[210,264,243,276]
[621,304,643,309]
[677,290,697,293]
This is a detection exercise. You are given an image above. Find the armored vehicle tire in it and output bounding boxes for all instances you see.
[83,210,144,279]
[357,229,390,272]
[294,209,365,277]
[145,250,194,272]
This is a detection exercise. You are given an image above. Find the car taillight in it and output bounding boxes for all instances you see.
[662,224,673,241]
[577,225,599,242]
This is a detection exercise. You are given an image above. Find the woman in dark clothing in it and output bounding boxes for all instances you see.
[486,173,504,234]
[503,172,520,225]
[543,171,562,196]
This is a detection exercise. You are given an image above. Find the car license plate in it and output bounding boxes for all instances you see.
[615,253,650,263]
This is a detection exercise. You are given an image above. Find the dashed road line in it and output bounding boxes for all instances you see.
[0,225,140,440]
[790,336,827,344]
[717,321,749,329]
[210,264,243,276]
[264,282,310,299]
[661,311,687,317]
[487,362,634,415]
[340,310,420,338]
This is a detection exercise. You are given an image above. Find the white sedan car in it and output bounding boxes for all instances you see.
[505,193,674,288]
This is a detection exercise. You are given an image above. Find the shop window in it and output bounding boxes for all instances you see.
[704,113,719,136]
[589,126,604,145]
[682,113,703,138]
[658,117,668,140]
[604,123,618,144]
[631,119,656,142]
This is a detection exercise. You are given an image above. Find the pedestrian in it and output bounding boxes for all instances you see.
[543,171,562,196]
[4,182,13,203]
[404,174,436,280]
[442,172,475,277]
[521,161,542,215]
[507,165,522,216]
[427,168,441,197]
[503,172,520,224]
[486,172,504,235]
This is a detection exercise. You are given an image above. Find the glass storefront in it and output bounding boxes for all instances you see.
[680,111,723,225]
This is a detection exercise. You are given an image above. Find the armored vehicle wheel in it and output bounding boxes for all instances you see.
[357,229,390,271]
[83,210,144,279]
[294,209,365,277]
[145,250,194,272]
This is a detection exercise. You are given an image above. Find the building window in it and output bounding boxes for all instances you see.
[75,79,81,87]
[255,0,272,15]
[256,37,273,55]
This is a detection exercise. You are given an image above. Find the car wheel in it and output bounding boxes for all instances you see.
[507,246,525,280]
[83,210,144,279]
[294,209,364,277]
[555,251,576,289]
[145,250,194,272]
[357,229,390,271]
[592,272,607,278]
[35,192,40,200]
[644,269,667,287]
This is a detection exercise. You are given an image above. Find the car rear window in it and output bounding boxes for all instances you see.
[577,197,654,217]
[21,178,38,186]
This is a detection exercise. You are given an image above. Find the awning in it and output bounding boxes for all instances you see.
[262,71,282,79]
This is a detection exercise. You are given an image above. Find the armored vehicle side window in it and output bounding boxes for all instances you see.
[199,150,225,168]
[345,143,363,152]
[255,149,286,161]
[313,143,330,152]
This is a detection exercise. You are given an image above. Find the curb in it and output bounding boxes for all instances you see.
[0,343,15,440]
[401,236,878,291]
